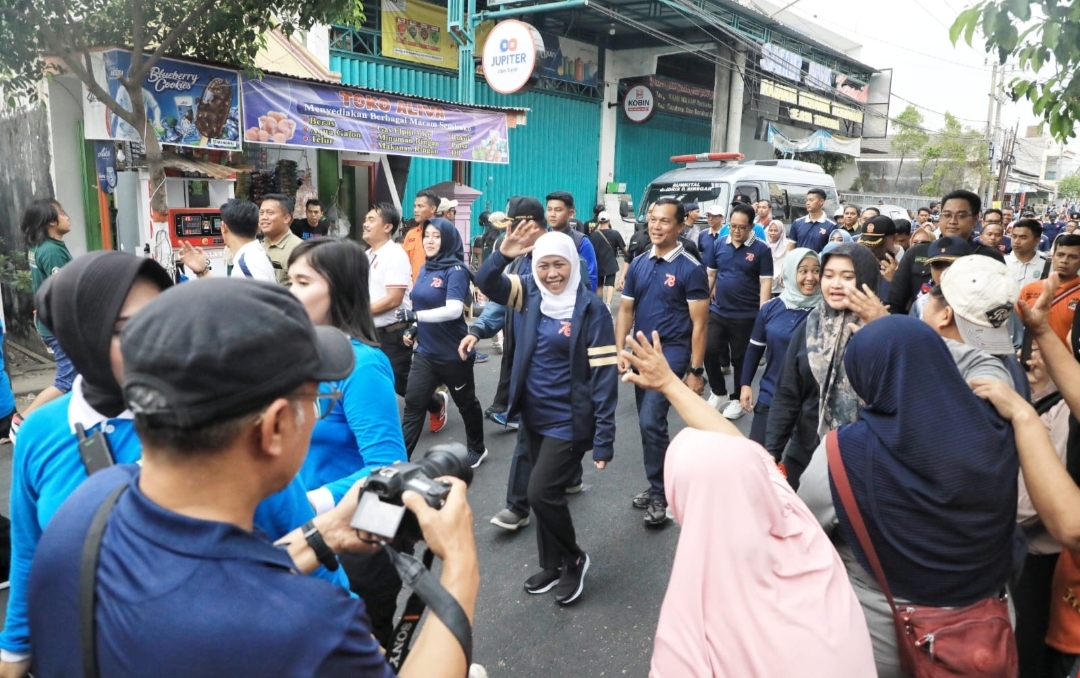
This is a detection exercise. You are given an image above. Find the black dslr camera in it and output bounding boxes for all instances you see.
[350,443,474,543]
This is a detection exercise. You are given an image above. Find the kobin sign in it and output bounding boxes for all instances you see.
[482,20,543,94]
[623,85,655,124]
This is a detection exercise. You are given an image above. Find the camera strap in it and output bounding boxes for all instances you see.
[383,545,473,673]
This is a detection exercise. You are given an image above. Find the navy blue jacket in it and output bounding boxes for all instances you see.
[477,250,618,461]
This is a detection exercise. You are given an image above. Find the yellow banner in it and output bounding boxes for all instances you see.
[381,0,457,69]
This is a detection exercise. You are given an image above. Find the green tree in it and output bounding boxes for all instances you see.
[0,0,363,214]
[890,105,930,190]
[951,1,1080,142]
[919,112,987,197]
[1058,172,1080,201]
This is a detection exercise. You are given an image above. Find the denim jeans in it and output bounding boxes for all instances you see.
[635,347,688,502]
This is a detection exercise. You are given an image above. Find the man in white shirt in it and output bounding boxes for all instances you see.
[364,203,446,419]
[1005,218,1048,288]
[178,199,275,282]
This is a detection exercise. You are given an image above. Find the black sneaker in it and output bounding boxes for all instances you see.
[524,568,561,594]
[644,499,669,528]
[555,552,590,606]
[631,489,651,510]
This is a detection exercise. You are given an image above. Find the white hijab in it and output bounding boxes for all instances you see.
[531,232,581,320]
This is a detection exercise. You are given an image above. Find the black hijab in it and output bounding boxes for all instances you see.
[36,252,172,417]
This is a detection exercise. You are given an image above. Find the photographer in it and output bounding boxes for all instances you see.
[27,279,479,678]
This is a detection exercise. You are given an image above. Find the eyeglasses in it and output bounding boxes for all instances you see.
[939,211,973,221]
[287,389,343,420]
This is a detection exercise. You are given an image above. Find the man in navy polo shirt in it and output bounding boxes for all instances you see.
[27,279,479,678]
[786,188,836,251]
[703,203,773,419]
[616,197,709,528]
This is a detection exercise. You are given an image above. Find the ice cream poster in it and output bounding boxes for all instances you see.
[242,75,510,164]
[83,49,242,151]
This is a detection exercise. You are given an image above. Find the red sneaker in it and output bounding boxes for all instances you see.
[429,389,448,433]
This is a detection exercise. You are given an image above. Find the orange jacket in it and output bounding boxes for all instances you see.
[402,225,425,283]
[1018,276,1080,345]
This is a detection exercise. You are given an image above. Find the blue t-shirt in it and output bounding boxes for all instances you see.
[697,229,721,257]
[2,389,348,656]
[412,264,471,362]
[744,298,812,406]
[1043,221,1065,244]
[704,235,774,318]
[788,216,837,251]
[305,339,407,507]
[28,465,394,678]
[0,324,15,418]
[523,315,574,441]
[622,244,710,358]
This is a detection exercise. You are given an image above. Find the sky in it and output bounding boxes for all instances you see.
[769,0,1027,134]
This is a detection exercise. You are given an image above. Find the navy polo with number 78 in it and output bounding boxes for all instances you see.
[621,244,710,366]
[703,234,773,318]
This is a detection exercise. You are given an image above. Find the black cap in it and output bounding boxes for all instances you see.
[731,193,752,206]
[925,235,973,263]
[120,278,355,428]
[506,196,544,223]
[683,202,700,213]
[858,215,897,243]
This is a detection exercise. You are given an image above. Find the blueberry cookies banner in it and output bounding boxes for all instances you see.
[83,49,241,151]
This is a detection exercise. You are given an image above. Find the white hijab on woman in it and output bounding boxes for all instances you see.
[530,232,581,320]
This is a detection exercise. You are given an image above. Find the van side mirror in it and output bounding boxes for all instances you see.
[619,199,632,219]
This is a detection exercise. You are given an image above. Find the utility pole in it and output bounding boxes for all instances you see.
[996,122,1019,205]
[983,62,997,205]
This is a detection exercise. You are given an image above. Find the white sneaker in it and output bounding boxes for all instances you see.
[707,393,725,410]
[722,400,746,420]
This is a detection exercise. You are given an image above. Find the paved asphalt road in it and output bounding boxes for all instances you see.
[0,332,760,677]
[421,336,757,677]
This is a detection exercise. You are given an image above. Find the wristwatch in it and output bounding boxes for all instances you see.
[688,366,705,377]
[301,521,340,571]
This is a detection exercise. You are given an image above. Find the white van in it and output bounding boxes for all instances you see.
[635,154,841,228]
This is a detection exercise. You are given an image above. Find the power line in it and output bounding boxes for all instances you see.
[890,93,991,125]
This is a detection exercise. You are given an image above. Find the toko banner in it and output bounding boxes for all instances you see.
[83,49,241,151]
[242,75,510,164]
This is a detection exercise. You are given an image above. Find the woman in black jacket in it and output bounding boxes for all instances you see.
[476,217,618,606]
[764,243,881,488]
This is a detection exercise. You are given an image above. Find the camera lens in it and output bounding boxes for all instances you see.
[418,443,474,487]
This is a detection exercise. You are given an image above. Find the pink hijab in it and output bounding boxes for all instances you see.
[650,429,874,678]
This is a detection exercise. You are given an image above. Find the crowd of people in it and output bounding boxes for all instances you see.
[4,183,1080,677]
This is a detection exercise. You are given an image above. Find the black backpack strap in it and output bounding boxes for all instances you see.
[1035,391,1064,416]
[80,485,128,678]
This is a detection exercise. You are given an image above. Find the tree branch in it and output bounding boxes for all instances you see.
[130,0,218,82]
[34,18,141,129]
[131,0,144,80]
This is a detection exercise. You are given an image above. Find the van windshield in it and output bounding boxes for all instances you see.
[639,182,728,222]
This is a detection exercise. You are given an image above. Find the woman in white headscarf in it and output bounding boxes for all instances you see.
[765,220,787,294]
[476,216,618,607]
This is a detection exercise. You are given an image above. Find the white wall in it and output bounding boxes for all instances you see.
[598,45,689,202]
[46,77,90,256]
[304,24,333,73]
